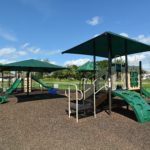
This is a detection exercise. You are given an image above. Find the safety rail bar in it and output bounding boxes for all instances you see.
[93,78,108,118]
[59,82,83,123]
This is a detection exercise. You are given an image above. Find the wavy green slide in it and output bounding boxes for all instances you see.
[31,75,52,89]
[0,78,22,104]
[112,90,150,123]
[141,88,150,98]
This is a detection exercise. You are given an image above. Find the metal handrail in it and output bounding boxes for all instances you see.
[61,83,83,123]
[93,78,108,118]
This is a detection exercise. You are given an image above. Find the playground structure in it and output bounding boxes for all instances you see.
[62,31,150,123]
[0,59,65,103]
[0,74,55,104]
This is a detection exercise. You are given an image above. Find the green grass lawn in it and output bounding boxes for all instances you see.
[1,78,150,92]
[0,78,82,91]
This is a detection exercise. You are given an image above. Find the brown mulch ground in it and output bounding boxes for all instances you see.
[0,91,150,150]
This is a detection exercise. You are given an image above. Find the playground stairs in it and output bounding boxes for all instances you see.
[70,91,108,113]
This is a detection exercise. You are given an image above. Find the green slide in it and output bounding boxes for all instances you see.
[141,88,150,98]
[112,90,150,123]
[31,75,52,89]
[0,78,22,104]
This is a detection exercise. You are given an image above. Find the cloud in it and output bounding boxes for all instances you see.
[86,16,102,26]
[113,52,150,70]
[120,33,129,37]
[17,51,27,56]
[27,47,41,54]
[0,59,14,64]
[93,34,100,37]
[135,35,150,44]
[0,47,16,56]
[64,58,90,66]
[47,49,62,55]
[120,32,150,44]
[21,42,30,49]
[0,47,28,64]
[0,27,17,42]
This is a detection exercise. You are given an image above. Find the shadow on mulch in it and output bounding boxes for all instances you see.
[101,98,137,122]
[112,107,137,122]
[15,93,66,103]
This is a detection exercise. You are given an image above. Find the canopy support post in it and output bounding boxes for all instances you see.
[2,71,4,92]
[125,40,128,90]
[93,40,96,118]
[107,33,112,115]
[8,71,11,87]
[139,61,142,95]
[93,40,96,80]
[2,71,4,91]
[27,71,30,95]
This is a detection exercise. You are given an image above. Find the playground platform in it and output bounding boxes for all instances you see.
[0,90,150,150]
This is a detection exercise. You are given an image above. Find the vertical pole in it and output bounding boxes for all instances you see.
[107,33,112,115]
[125,40,128,90]
[76,86,78,123]
[9,71,11,87]
[93,40,96,80]
[93,40,96,117]
[21,71,24,92]
[27,71,29,95]
[139,61,142,95]
[68,86,71,118]
[2,71,4,92]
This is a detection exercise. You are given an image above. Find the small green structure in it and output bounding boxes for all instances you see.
[77,61,96,72]
[3,59,65,72]
[0,59,65,103]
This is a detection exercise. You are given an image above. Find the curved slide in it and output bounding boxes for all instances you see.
[0,78,22,104]
[141,88,150,98]
[112,90,150,123]
[31,75,52,89]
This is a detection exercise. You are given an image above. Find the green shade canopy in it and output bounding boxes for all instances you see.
[1,59,65,72]
[62,31,150,58]
[77,61,96,72]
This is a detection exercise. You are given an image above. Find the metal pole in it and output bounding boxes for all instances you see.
[107,33,112,115]
[125,40,128,90]
[93,40,97,117]
[9,71,11,87]
[76,86,78,123]
[68,86,71,118]
[93,40,96,80]
[2,71,4,92]
[27,71,30,95]
[139,61,142,95]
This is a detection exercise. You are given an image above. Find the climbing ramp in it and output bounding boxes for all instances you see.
[112,90,150,123]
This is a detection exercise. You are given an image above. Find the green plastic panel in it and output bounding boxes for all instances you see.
[112,90,150,123]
